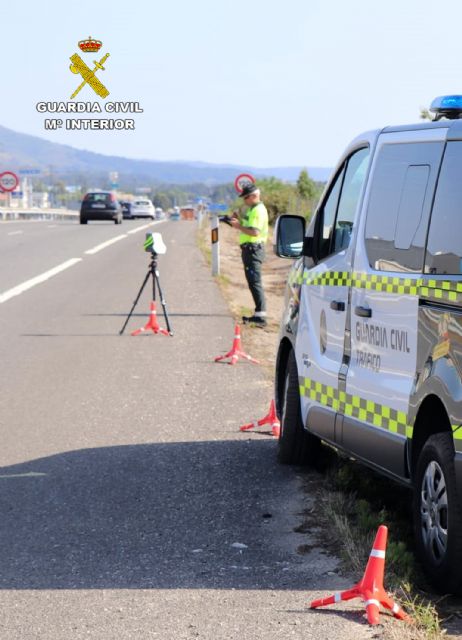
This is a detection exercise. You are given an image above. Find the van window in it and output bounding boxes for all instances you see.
[394,165,430,250]
[315,146,369,261]
[316,167,344,260]
[426,142,462,275]
[365,142,443,272]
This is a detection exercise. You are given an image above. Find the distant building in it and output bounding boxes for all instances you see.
[180,206,196,221]
[31,192,49,208]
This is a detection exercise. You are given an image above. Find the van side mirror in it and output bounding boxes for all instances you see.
[273,214,306,258]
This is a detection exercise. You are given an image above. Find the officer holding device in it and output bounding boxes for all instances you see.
[229,184,269,327]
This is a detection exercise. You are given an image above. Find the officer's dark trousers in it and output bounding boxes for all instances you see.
[240,243,266,313]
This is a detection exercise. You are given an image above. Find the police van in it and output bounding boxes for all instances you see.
[274,96,462,594]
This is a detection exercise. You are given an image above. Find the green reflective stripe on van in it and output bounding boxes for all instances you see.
[299,378,340,411]
[289,270,304,286]
[299,271,419,294]
[297,269,462,303]
[299,376,412,438]
[353,273,419,295]
[452,425,462,439]
[302,271,352,287]
[420,279,462,303]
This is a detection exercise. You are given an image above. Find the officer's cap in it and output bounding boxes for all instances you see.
[239,183,259,198]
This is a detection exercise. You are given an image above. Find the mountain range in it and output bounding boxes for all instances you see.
[0,125,332,185]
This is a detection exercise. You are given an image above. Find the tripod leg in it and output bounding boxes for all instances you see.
[152,263,156,302]
[119,270,151,335]
[154,270,173,335]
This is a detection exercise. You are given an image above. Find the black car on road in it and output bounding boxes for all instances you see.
[80,192,123,225]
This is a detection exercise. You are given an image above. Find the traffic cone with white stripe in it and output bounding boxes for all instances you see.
[240,399,280,437]
[310,525,409,625]
[131,301,169,336]
[214,324,259,365]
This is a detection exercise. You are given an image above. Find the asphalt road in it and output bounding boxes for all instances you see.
[0,218,378,639]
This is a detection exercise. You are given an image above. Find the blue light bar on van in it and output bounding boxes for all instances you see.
[430,95,462,120]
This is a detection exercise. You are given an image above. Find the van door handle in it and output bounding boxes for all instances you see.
[330,300,345,312]
[355,306,372,318]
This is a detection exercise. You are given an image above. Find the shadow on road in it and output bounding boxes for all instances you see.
[0,439,308,591]
[82,313,233,318]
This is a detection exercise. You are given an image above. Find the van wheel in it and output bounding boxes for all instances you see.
[278,349,320,465]
[80,218,87,225]
[413,432,462,594]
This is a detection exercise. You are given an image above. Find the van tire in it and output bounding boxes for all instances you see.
[413,432,462,594]
[277,349,320,465]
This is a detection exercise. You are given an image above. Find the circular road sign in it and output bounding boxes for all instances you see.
[0,171,19,192]
[234,173,255,194]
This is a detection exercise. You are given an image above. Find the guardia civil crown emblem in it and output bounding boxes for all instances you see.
[78,36,102,53]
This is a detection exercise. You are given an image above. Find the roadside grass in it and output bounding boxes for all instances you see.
[196,225,211,265]
[313,449,446,639]
[239,305,253,317]
[196,221,230,287]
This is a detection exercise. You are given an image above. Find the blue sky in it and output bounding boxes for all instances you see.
[1,0,460,168]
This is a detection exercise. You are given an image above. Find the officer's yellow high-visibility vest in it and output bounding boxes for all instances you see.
[239,202,268,245]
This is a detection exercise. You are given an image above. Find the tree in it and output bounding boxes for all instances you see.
[420,107,432,121]
[230,177,294,224]
[296,168,317,200]
[152,192,171,211]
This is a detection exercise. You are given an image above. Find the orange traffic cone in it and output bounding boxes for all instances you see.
[310,525,409,625]
[131,301,170,336]
[214,324,259,365]
[240,399,280,437]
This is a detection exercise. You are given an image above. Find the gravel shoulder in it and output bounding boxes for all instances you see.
[208,222,292,378]
[199,221,403,637]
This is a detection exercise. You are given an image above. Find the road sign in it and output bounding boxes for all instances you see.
[18,169,41,175]
[234,173,255,194]
[0,171,19,192]
[208,203,228,211]
[11,191,23,197]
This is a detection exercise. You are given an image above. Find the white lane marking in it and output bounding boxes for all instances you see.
[0,472,47,478]
[127,221,160,234]
[0,258,82,304]
[7,230,23,236]
[84,234,127,255]
[0,220,165,303]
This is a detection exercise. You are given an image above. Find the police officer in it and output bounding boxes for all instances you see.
[230,183,268,327]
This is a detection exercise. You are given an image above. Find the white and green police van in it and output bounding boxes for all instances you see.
[274,96,462,594]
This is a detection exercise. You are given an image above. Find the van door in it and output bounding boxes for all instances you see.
[343,131,445,477]
[296,146,370,442]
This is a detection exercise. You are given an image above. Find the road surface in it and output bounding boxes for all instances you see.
[0,218,379,639]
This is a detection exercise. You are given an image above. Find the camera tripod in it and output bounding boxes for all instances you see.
[119,252,173,336]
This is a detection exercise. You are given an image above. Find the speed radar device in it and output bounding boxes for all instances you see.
[144,232,167,254]
[119,232,172,336]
